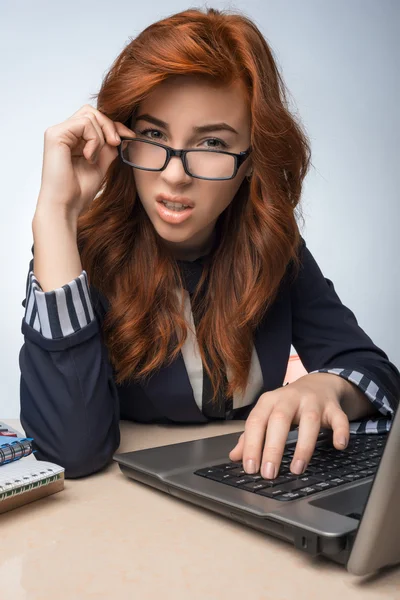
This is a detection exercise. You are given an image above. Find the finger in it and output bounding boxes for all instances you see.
[87,113,138,149]
[327,405,350,450]
[48,116,101,163]
[290,409,322,475]
[240,407,272,474]
[114,120,138,138]
[77,116,104,164]
[261,407,294,479]
[79,105,138,143]
[79,113,106,162]
[81,105,138,139]
[229,433,244,461]
[71,105,122,147]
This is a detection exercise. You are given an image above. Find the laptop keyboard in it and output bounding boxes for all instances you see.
[194,434,387,501]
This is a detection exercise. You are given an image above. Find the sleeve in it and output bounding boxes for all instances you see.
[309,368,392,434]
[19,254,121,478]
[290,238,400,433]
[23,268,96,338]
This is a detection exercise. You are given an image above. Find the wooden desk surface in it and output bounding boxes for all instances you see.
[1,419,399,600]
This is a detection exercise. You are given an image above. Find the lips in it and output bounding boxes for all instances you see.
[155,197,194,224]
[156,194,194,208]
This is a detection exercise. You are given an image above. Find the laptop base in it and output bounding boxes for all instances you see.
[118,463,353,563]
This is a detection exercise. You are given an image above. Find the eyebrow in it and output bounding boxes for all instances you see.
[134,113,239,135]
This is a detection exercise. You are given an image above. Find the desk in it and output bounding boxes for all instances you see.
[1,419,399,600]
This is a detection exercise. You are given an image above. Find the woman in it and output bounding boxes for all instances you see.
[20,7,400,479]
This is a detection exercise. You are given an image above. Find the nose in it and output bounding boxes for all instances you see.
[160,154,192,186]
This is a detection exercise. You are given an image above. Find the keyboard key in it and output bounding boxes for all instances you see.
[256,487,288,498]
[298,486,319,496]
[328,477,347,486]
[296,476,319,485]
[343,473,360,481]
[325,463,343,470]
[242,481,273,492]
[279,492,302,501]
[205,472,231,482]
[315,481,335,490]
[228,468,247,476]
[249,474,263,481]
[299,469,315,477]
[265,475,297,486]
[212,463,241,471]
[224,476,254,487]
[312,472,339,481]
[195,467,224,477]
[269,477,319,493]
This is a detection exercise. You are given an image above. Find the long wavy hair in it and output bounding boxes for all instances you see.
[77,7,312,404]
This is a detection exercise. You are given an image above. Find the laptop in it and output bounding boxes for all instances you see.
[113,404,400,576]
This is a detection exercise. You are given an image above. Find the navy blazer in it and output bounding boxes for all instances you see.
[19,238,400,477]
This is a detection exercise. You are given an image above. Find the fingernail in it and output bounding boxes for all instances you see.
[115,133,121,142]
[292,459,306,475]
[262,462,276,479]
[245,459,256,474]
[337,436,348,448]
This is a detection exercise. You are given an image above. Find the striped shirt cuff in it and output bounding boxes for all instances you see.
[310,368,393,434]
[23,270,95,339]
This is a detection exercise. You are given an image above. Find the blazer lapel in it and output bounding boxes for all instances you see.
[254,283,292,393]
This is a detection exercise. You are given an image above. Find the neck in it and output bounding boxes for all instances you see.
[162,228,217,262]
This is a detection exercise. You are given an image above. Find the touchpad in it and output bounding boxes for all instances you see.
[309,482,372,518]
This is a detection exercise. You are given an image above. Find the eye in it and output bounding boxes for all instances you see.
[137,128,165,140]
[203,138,228,149]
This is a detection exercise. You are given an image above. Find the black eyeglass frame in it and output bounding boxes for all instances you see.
[118,135,252,181]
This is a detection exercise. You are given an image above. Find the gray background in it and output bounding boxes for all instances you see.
[1,0,399,417]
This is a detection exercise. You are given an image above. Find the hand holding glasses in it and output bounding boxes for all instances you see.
[36,105,136,221]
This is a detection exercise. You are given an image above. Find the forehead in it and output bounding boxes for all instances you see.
[135,75,251,129]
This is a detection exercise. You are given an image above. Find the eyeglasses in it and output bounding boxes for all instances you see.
[119,135,252,181]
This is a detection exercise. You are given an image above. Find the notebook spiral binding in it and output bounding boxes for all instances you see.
[0,438,34,466]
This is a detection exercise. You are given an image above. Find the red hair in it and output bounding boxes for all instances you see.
[77,7,311,403]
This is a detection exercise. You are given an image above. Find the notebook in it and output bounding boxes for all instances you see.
[0,421,65,514]
[0,458,65,514]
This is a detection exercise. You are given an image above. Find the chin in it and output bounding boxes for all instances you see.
[160,232,194,245]
[154,223,194,244]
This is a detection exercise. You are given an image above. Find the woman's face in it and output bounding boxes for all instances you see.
[130,75,252,260]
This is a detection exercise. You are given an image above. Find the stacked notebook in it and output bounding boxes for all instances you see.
[0,421,65,514]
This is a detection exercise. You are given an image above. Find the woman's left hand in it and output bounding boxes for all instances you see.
[228,373,350,480]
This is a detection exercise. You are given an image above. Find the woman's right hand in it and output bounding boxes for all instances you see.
[36,104,136,220]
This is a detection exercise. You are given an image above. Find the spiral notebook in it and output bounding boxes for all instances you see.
[0,458,65,514]
[0,421,65,514]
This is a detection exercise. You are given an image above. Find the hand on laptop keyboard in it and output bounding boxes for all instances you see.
[195,433,386,501]
[228,373,354,481]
